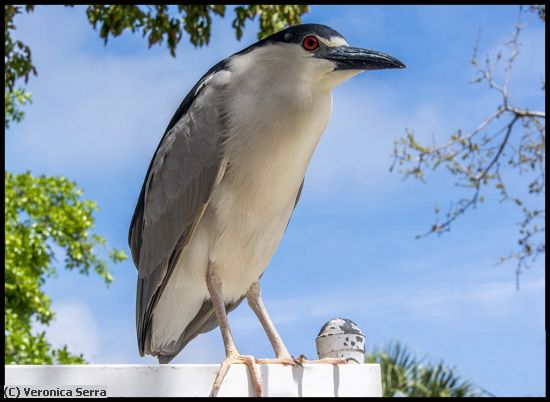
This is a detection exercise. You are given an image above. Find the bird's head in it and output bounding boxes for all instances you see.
[230,23,405,93]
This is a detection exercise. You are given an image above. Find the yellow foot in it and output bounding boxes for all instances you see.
[210,354,262,397]
[295,354,348,365]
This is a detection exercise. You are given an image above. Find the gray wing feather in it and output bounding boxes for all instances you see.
[129,68,228,356]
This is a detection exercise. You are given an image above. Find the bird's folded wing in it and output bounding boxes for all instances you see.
[128,65,230,355]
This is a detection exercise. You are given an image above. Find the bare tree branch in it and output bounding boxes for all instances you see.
[391,7,545,287]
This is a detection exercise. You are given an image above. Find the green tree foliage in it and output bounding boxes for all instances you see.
[366,342,490,397]
[391,7,545,287]
[86,5,308,53]
[5,5,36,128]
[5,172,126,364]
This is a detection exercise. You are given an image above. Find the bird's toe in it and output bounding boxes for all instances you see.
[255,356,300,366]
[293,354,348,365]
[210,354,263,397]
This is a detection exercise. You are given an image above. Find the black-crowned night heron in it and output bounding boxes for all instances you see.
[129,23,404,397]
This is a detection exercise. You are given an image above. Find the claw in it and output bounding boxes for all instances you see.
[292,356,304,368]
[295,354,307,366]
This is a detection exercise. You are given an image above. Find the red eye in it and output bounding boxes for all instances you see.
[302,35,319,51]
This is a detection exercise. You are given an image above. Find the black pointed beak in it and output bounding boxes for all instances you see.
[319,46,406,71]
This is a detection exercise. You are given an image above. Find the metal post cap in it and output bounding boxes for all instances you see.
[316,318,365,364]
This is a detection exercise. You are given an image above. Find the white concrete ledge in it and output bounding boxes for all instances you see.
[5,364,382,397]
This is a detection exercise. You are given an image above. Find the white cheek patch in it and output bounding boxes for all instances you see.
[320,69,363,91]
[319,36,348,48]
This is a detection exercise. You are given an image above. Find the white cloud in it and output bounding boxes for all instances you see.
[395,277,545,321]
[35,300,100,360]
[7,6,247,178]
[10,50,200,177]
[251,264,545,328]
[32,298,226,364]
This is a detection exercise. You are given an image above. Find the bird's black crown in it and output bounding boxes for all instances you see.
[266,23,345,44]
[233,23,346,58]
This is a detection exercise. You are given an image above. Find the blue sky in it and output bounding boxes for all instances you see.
[6,5,545,396]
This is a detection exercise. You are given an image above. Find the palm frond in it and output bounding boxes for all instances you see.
[366,341,491,397]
